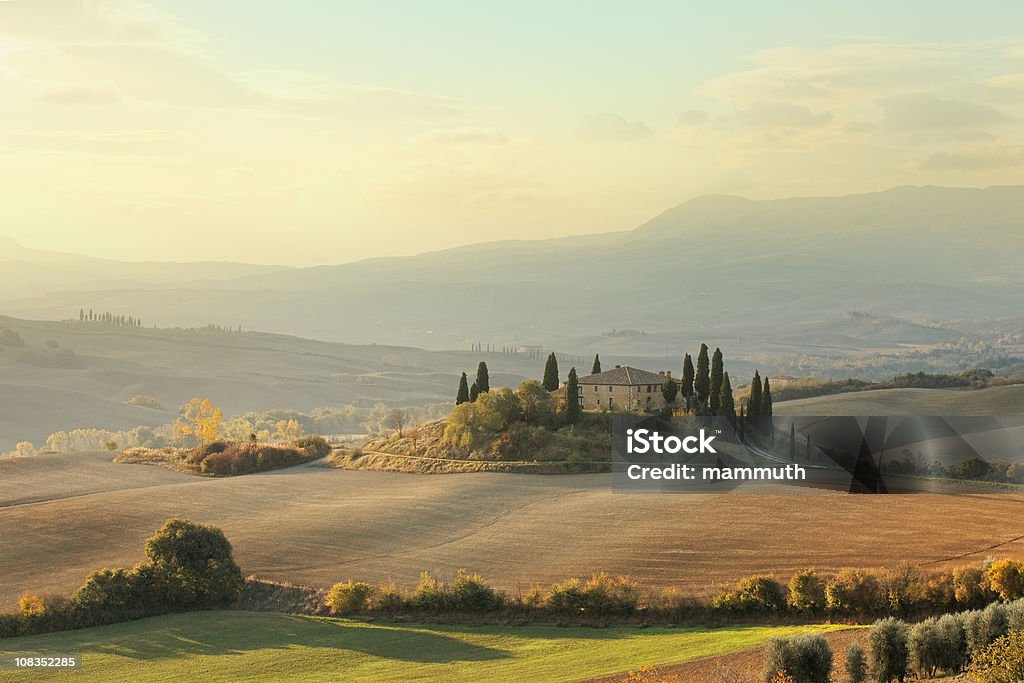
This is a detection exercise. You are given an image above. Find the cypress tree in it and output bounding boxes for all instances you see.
[709,347,724,414]
[748,370,762,419]
[738,404,745,442]
[563,367,581,425]
[718,371,735,420]
[542,353,559,392]
[806,434,812,460]
[681,354,695,410]
[790,423,796,461]
[469,381,479,402]
[694,344,710,411]
[762,377,773,417]
[476,361,490,394]
[661,375,678,406]
[456,373,470,405]
[591,354,602,375]
[79,308,84,322]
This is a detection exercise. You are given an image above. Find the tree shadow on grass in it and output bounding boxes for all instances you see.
[79,613,511,664]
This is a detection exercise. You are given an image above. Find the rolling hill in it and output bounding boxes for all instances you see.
[4,186,1024,355]
[4,451,1024,612]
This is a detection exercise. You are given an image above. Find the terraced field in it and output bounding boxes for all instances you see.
[3,451,1024,611]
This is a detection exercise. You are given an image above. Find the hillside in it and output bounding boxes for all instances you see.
[775,384,1024,416]
[4,451,1024,611]
[0,316,540,451]
[4,186,1024,363]
[0,611,847,683]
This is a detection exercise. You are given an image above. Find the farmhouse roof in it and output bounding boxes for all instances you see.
[578,366,666,386]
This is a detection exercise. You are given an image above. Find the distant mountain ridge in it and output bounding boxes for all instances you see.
[2,185,1023,350]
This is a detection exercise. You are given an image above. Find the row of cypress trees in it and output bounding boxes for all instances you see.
[677,344,772,419]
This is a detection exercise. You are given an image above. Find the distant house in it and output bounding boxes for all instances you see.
[563,365,669,412]
[770,375,800,388]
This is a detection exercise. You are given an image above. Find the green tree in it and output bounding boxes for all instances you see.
[476,361,490,394]
[681,353,695,410]
[543,352,560,392]
[867,617,909,683]
[694,344,710,411]
[143,518,244,610]
[790,423,796,461]
[591,354,602,375]
[517,380,554,426]
[563,367,581,425]
[661,375,678,406]
[718,371,736,420]
[469,381,480,402]
[846,641,867,683]
[456,372,470,405]
[748,370,763,419]
[762,376,773,417]
[709,347,724,414]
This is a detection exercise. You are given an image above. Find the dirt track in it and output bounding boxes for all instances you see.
[2,451,1024,610]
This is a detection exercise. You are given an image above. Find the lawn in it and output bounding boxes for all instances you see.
[0,611,851,682]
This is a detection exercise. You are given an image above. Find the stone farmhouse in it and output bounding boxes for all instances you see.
[560,365,670,412]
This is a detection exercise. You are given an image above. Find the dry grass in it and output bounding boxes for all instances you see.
[3,451,1024,614]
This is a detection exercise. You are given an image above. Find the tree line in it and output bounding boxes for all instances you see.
[79,309,142,327]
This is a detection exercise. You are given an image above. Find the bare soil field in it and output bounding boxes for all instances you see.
[775,384,1024,416]
[2,451,1024,611]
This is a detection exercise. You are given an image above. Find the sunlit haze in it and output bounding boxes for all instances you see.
[2,1,1024,264]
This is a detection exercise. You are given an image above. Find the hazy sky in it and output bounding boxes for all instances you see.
[2,1,1024,265]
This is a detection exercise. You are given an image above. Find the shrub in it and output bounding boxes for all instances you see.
[16,594,74,635]
[143,518,244,610]
[410,572,449,612]
[845,641,867,683]
[986,559,1024,602]
[547,574,639,616]
[763,633,832,683]
[953,564,991,608]
[921,571,955,611]
[867,617,909,683]
[622,664,682,683]
[933,612,968,673]
[1007,597,1024,633]
[0,614,19,639]
[376,582,406,612]
[970,630,1024,683]
[787,569,825,611]
[325,581,374,614]
[713,575,786,613]
[908,617,945,678]
[450,570,505,612]
[71,568,139,626]
[879,562,924,615]
[293,435,331,458]
[825,569,883,615]
[966,602,1010,655]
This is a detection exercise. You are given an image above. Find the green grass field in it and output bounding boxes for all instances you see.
[0,611,851,682]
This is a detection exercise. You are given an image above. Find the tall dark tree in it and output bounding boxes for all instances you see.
[748,370,762,419]
[591,354,602,375]
[476,361,490,394]
[709,347,724,414]
[469,381,480,402]
[806,434,812,460]
[456,372,470,405]
[563,367,581,425]
[661,375,678,406]
[681,353,695,411]
[789,422,796,461]
[542,352,560,392]
[738,404,745,442]
[762,377,773,417]
[79,308,84,322]
[718,371,735,420]
[694,344,710,411]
